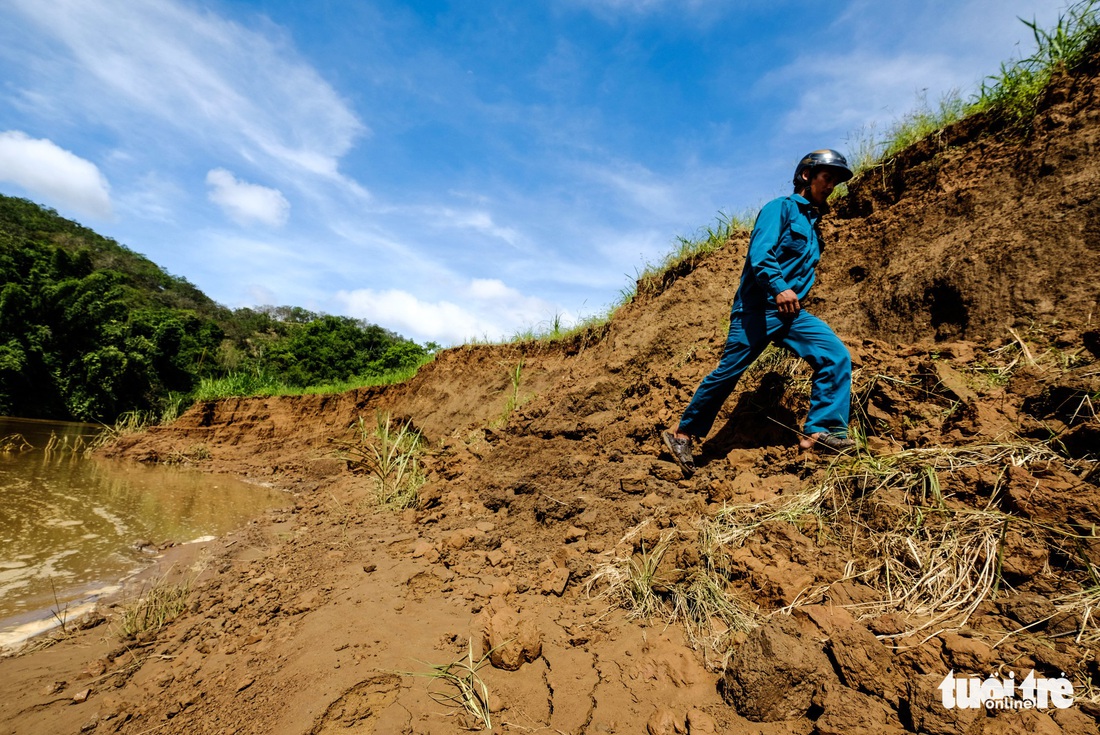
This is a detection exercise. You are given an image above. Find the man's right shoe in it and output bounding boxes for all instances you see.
[661,431,696,476]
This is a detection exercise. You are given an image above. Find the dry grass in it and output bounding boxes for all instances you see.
[593,439,1088,655]
[806,443,1066,633]
[115,569,194,640]
[1055,586,1100,644]
[84,410,154,455]
[739,344,814,399]
[588,521,758,663]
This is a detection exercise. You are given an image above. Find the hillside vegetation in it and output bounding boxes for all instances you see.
[0,195,429,422]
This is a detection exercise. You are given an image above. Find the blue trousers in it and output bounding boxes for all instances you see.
[679,309,851,439]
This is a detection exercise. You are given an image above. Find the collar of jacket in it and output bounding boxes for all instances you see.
[791,192,828,218]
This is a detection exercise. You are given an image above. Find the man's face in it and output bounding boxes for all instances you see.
[804,168,840,207]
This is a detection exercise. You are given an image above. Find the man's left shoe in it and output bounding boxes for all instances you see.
[800,432,855,451]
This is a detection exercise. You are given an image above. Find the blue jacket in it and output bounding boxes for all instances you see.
[732,193,823,313]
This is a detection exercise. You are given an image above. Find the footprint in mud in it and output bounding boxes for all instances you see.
[309,674,405,734]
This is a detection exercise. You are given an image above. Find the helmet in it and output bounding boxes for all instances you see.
[793,149,853,188]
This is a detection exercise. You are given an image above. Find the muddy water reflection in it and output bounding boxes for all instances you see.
[0,417,288,637]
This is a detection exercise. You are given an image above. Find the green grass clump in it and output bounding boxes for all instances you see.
[976,0,1100,121]
[191,370,283,401]
[189,355,433,402]
[509,310,613,345]
[336,413,425,510]
[409,641,495,731]
[879,91,971,163]
[493,358,526,427]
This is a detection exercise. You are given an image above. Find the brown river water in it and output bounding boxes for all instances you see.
[0,416,289,647]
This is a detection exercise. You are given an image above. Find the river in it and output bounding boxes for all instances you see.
[0,416,289,647]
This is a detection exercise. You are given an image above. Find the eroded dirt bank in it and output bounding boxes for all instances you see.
[2,56,1100,735]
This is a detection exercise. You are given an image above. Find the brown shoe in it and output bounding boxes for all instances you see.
[661,431,695,476]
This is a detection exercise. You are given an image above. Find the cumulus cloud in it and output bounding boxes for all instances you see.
[0,130,111,217]
[206,169,290,228]
[335,278,566,345]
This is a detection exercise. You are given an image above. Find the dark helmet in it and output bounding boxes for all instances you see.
[793,149,853,188]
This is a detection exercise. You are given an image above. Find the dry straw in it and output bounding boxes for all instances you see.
[588,521,759,664]
[592,440,1090,654]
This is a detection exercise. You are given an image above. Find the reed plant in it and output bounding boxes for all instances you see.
[0,433,33,452]
[83,410,154,455]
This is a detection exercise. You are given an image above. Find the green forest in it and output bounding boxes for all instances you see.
[0,194,431,423]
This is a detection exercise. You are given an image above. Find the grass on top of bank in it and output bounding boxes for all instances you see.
[848,0,1100,176]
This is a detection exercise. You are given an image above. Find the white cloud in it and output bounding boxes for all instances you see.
[0,130,111,217]
[335,278,566,345]
[431,207,523,247]
[579,160,679,217]
[206,169,289,228]
[4,0,365,188]
[114,172,183,224]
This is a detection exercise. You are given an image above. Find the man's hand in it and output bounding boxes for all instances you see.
[776,289,800,315]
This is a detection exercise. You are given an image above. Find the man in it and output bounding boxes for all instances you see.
[661,149,855,476]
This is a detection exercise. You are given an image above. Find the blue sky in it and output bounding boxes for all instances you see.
[0,0,1068,344]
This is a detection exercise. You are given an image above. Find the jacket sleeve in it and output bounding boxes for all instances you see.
[746,198,790,297]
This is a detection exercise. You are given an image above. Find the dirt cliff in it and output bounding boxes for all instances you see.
[2,56,1099,735]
